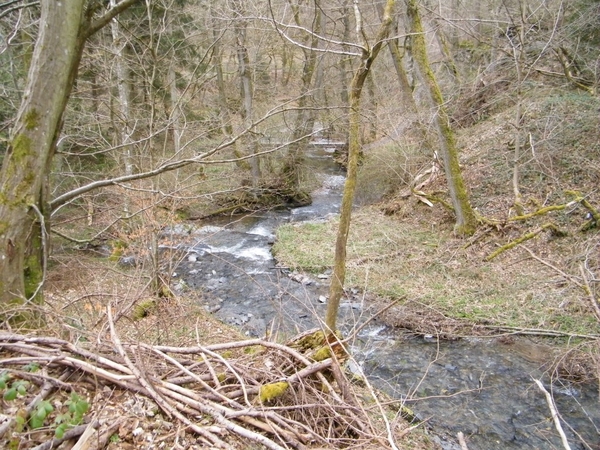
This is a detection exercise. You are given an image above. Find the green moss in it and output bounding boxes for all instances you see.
[11,134,32,163]
[399,405,420,424]
[24,109,39,130]
[292,330,326,351]
[258,381,289,403]
[312,346,331,361]
[108,241,126,261]
[243,346,260,354]
[0,221,8,235]
[24,248,43,301]
[132,299,156,320]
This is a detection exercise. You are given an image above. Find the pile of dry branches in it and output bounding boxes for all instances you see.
[0,309,405,450]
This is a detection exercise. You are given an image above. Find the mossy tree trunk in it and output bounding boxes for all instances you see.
[405,0,477,236]
[380,4,435,154]
[0,0,138,325]
[325,0,395,332]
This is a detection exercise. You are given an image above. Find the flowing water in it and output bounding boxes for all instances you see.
[171,144,599,450]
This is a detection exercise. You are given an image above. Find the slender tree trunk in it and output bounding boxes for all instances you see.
[405,0,477,235]
[336,0,352,136]
[232,0,261,185]
[110,0,134,212]
[281,0,322,191]
[510,1,527,216]
[211,5,233,137]
[326,0,395,332]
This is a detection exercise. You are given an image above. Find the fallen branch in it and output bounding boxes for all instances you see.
[0,321,394,449]
[485,222,566,261]
[521,246,600,323]
[457,431,470,450]
[107,305,231,449]
[30,420,100,450]
[533,379,572,450]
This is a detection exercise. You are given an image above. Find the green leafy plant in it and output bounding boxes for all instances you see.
[3,379,29,401]
[53,393,90,438]
[30,400,54,429]
[0,371,10,390]
[23,362,40,373]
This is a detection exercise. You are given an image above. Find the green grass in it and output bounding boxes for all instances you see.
[274,203,600,336]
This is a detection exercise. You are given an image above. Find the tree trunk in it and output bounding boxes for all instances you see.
[211,4,234,137]
[325,0,395,332]
[510,1,527,216]
[110,0,134,213]
[336,0,352,136]
[405,0,477,236]
[232,0,261,185]
[0,0,138,325]
[0,0,86,322]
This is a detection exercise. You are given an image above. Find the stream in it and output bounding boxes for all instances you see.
[169,144,599,450]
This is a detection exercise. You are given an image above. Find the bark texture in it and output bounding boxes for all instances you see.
[0,0,139,323]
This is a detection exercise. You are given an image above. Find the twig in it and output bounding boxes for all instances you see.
[523,246,600,322]
[30,420,100,450]
[533,378,572,450]
[106,305,230,449]
[457,431,470,450]
[579,264,600,322]
[0,326,394,449]
[343,296,406,343]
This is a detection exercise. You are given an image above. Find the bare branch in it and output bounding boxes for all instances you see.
[84,0,141,38]
[0,0,38,20]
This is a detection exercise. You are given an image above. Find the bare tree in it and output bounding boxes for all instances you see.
[404,0,477,235]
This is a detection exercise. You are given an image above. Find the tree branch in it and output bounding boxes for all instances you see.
[84,0,141,39]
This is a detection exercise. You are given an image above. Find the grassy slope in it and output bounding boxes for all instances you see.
[273,88,600,337]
